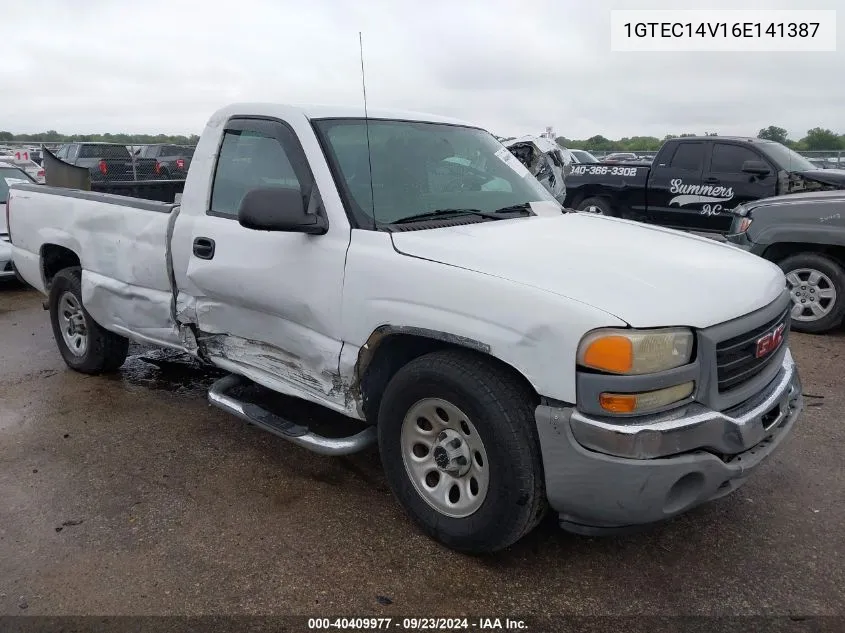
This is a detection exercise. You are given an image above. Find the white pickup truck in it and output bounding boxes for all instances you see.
[7,103,804,553]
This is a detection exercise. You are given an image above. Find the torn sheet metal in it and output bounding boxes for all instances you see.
[199,331,361,420]
[504,136,568,203]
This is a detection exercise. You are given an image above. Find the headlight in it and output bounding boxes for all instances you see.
[577,328,694,375]
[737,217,753,233]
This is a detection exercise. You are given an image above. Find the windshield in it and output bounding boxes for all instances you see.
[571,150,598,163]
[1,167,34,202]
[758,142,815,172]
[313,119,556,226]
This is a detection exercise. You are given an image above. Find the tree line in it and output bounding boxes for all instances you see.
[4,126,844,152]
[553,127,845,152]
[0,130,200,145]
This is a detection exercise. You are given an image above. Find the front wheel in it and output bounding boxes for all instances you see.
[377,349,547,553]
[49,267,130,373]
[779,252,845,334]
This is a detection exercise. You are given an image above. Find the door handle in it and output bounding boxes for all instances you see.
[703,177,720,184]
[193,237,215,260]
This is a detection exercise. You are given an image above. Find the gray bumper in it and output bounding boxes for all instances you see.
[536,350,803,534]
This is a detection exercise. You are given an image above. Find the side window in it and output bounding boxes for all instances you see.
[669,143,704,171]
[710,143,763,173]
[54,146,67,159]
[210,123,307,219]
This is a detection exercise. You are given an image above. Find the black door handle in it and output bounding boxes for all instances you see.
[703,177,720,184]
[193,237,215,260]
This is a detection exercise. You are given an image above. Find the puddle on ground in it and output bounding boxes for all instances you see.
[111,344,368,438]
[108,344,225,397]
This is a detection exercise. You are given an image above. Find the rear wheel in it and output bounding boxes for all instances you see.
[779,252,845,334]
[49,267,129,373]
[577,196,615,217]
[377,349,546,553]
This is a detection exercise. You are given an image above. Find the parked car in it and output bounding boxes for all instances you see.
[602,152,640,163]
[569,149,599,164]
[134,144,195,179]
[8,103,804,553]
[53,142,160,182]
[726,190,845,333]
[565,136,845,233]
[1,165,36,280]
[0,156,45,183]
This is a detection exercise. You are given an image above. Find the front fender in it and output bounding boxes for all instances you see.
[340,232,626,404]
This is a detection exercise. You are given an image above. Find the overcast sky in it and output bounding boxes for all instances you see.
[3,0,843,139]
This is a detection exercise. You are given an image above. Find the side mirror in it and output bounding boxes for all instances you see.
[741,160,771,176]
[237,186,327,235]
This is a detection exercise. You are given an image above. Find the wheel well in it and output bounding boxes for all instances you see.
[762,242,845,268]
[357,332,538,425]
[41,244,80,288]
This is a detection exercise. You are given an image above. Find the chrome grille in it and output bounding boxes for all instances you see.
[715,307,790,393]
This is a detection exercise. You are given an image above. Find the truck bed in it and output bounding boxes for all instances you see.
[9,184,181,347]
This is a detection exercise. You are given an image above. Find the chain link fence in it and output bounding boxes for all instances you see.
[0,140,196,183]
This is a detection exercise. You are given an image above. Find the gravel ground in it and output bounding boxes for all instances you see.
[1,281,843,622]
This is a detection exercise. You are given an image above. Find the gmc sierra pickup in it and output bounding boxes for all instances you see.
[7,103,804,553]
[564,136,845,233]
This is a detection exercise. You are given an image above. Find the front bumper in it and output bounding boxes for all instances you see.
[0,240,15,279]
[535,349,803,535]
[724,231,766,256]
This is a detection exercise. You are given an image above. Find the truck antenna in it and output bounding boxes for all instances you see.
[359,31,377,230]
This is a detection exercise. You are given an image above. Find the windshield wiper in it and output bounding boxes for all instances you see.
[391,206,532,225]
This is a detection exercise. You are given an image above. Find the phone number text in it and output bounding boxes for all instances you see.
[571,165,640,177]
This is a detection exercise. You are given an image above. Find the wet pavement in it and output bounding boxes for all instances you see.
[1,281,844,617]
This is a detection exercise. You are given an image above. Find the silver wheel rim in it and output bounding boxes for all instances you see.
[400,398,489,518]
[58,291,88,356]
[786,268,837,322]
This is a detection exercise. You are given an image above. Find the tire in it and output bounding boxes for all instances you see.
[377,349,547,553]
[778,252,845,334]
[48,267,129,373]
[576,196,615,217]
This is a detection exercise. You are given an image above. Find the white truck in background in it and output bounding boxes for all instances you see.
[7,103,803,552]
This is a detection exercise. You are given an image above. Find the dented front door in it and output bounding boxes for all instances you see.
[183,117,351,412]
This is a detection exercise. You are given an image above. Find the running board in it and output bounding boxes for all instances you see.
[208,374,376,456]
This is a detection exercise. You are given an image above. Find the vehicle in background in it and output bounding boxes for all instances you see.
[42,145,183,203]
[565,136,845,233]
[569,149,599,164]
[602,152,639,163]
[53,142,161,182]
[726,190,845,334]
[134,144,195,179]
[8,102,803,553]
[807,157,829,169]
[504,135,567,201]
[1,165,36,280]
[0,156,46,183]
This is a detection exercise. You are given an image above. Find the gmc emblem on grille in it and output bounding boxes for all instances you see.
[755,323,786,358]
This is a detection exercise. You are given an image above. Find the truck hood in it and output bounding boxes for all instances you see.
[390,213,786,329]
[794,169,845,188]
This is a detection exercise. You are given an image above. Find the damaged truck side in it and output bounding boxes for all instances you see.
[7,104,804,553]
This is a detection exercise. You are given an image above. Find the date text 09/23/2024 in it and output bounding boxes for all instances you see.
[308,617,527,630]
